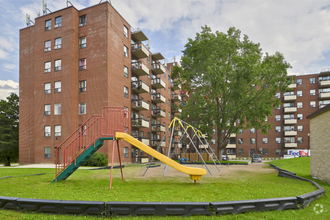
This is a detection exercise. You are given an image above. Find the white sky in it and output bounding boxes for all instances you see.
[1,0,330,100]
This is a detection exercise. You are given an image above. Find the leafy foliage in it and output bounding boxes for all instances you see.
[0,93,19,166]
[172,26,291,156]
[82,152,108,167]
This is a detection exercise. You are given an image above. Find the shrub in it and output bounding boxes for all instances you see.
[82,152,108,167]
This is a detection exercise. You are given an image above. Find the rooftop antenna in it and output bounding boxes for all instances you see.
[43,0,51,15]
[26,14,35,27]
[164,59,167,66]
[148,40,151,50]
[37,11,40,17]
[67,0,73,7]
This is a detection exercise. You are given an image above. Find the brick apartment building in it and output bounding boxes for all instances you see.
[216,71,330,159]
[19,1,182,164]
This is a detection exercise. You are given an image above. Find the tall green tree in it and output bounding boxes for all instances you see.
[0,93,19,166]
[172,26,291,157]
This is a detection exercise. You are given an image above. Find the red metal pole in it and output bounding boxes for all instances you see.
[117,140,124,181]
[109,140,116,190]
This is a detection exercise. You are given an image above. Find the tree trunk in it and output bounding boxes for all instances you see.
[4,156,10,166]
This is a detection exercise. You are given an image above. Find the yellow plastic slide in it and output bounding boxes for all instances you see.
[116,132,207,181]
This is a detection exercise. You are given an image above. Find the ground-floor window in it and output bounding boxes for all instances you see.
[44,147,51,158]
[250,149,255,155]
[238,149,243,155]
[263,149,268,155]
[276,149,282,155]
[124,147,128,158]
[227,149,236,155]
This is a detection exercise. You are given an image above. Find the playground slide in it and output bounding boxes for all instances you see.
[116,132,207,181]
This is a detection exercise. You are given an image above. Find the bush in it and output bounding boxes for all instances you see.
[82,152,108,167]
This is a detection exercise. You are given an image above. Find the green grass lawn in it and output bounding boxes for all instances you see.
[0,158,329,219]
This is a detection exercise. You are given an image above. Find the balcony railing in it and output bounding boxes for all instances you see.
[131,99,149,111]
[151,140,166,147]
[319,80,330,88]
[320,68,330,76]
[151,78,165,89]
[288,83,297,89]
[131,42,149,59]
[283,118,297,124]
[151,124,166,132]
[283,94,297,102]
[226,144,237,149]
[171,93,182,102]
[151,109,165,118]
[131,80,149,94]
[173,130,182,136]
[133,136,150,145]
[180,91,189,97]
[283,142,297,148]
[131,118,149,128]
[171,106,182,113]
[319,92,330,99]
[283,106,297,113]
[171,82,181,90]
[284,130,297,136]
[151,93,166,103]
[151,62,165,75]
[131,61,149,76]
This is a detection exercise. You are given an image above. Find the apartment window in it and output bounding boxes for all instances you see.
[54,103,61,115]
[276,137,281,144]
[263,149,268,155]
[44,40,51,52]
[54,59,61,71]
[237,119,241,123]
[124,66,128,78]
[55,38,61,49]
[44,126,51,137]
[297,91,302,97]
[44,61,51,73]
[54,81,61,93]
[250,149,255,155]
[297,137,303,143]
[275,92,280,98]
[79,58,86,70]
[238,149,243,155]
[44,83,51,94]
[124,86,128,98]
[250,138,255,144]
[275,126,281,132]
[54,125,61,137]
[275,115,281,121]
[297,125,303,132]
[297,78,302,85]
[79,15,87,27]
[79,80,86,92]
[124,25,128,37]
[211,139,215,145]
[310,101,316,108]
[238,138,243,144]
[284,137,295,143]
[79,37,86,49]
[45,19,51,31]
[275,105,281,110]
[55,16,62,28]
[297,102,303,108]
[168,112,170,119]
[44,104,51,116]
[297,114,303,120]
[44,147,51,158]
[124,45,128,57]
[310,77,315,84]
[310,89,315,96]
[284,126,295,131]
[79,103,86,114]
[276,149,281,155]
[227,149,236,155]
[124,147,128,158]
[238,129,243,134]
[262,138,268,144]
[250,128,255,133]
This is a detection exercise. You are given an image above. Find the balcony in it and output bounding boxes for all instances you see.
[151,78,165,89]
[131,99,149,111]
[283,118,297,124]
[131,61,149,76]
[171,93,182,102]
[180,91,189,97]
[131,80,149,94]
[319,68,330,76]
[131,30,148,42]
[319,80,330,88]
[131,118,149,128]
[151,124,166,132]
[151,140,166,147]
[319,104,328,109]
[171,106,182,113]
[131,43,149,59]
[283,107,297,113]
[151,93,165,103]
[230,133,236,137]
[288,83,297,89]
[151,62,165,75]
[284,130,297,136]
[152,52,164,61]
[171,82,181,90]
[199,142,209,148]
[133,136,150,145]
[226,144,237,149]
[151,109,165,118]
[283,142,297,148]
[319,92,330,99]
[173,130,182,136]
[283,94,297,102]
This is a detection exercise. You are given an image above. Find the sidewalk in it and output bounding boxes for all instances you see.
[0,164,91,169]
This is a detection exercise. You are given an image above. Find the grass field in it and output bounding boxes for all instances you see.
[0,158,329,219]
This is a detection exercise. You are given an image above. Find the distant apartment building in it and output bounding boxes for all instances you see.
[19,2,182,164]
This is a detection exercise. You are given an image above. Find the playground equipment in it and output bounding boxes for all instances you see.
[144,117,221,177]
[52,107,206,187]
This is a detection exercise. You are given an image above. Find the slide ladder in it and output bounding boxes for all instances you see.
[52,107,129,182]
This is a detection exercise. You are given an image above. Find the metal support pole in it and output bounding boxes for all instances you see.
[164,123,176,175]
[109,140,116,190]
[116,140,124,181]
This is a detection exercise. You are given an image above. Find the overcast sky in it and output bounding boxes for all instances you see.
[1,0,330,100]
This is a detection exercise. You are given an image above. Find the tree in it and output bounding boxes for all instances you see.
[172,26,291,157]
[0,93,19,166]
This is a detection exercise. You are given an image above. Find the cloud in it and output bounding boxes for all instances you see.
[0,80,19,100]
[3,64,16,70]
